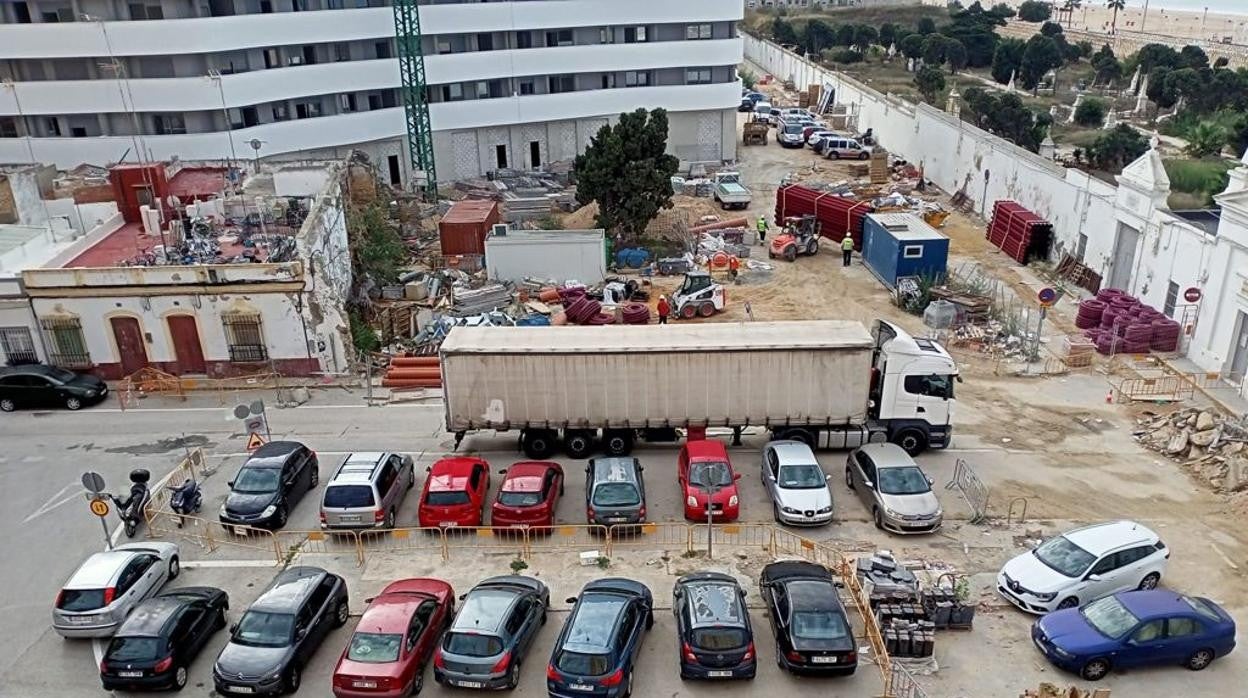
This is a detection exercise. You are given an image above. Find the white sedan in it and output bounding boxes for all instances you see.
[762,440,834,526]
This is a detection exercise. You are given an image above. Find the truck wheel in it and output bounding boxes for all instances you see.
[521,429,559,459]
[784,246,797,262]
[892,428,929,456]
[603,430,634,456]
[679,304,698,320]
[564,430,595,459]
[781,429,816,447]
[698,303,715,318]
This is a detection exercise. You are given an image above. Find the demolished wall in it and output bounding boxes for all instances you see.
[295,163,353,375]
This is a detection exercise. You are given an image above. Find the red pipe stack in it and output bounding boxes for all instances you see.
[382,356,442,389]
[987,201,1054,264]
[774,184,872,250]
[1075,299,1106,328]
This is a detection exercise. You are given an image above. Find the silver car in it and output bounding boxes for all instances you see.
[845,443,942,534]
[320,451,415,530]
[762,440,834,526]
[52,541,180,638]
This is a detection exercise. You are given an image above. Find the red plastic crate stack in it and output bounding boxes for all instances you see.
[775,184,872,250]
[987,201,1053,264]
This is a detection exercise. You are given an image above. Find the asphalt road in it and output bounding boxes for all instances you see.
[0,392,910,697]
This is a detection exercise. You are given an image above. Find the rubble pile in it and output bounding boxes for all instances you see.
[950,321,1033,359]
[1019,684,1111,698]
[1135,408,1248,493]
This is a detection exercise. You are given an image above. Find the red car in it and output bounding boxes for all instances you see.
[491,461,563,528]
[331,578,455,697]
[679,440,741,521]
[418,457,490,528]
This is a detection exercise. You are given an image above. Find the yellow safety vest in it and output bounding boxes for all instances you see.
[842,237,854,251]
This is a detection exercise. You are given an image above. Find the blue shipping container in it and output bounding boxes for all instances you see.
[861,213,949,289]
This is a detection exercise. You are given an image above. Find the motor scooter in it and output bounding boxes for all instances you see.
[110,469,151,538]
[168,477,202,528]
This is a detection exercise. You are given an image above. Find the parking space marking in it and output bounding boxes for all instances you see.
[23,482,87,524]
[182,560,280,569]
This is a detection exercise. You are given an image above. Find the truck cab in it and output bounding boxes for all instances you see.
[869,321,958,454]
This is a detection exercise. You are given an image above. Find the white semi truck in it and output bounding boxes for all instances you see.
[440,320,958,459]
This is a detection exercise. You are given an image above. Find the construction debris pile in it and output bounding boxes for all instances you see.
[450,164,577,222]
[1019,684,1110,698]
[1135,408,1248,493]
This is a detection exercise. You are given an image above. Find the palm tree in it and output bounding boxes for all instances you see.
[1063,0,1084,29]
[1108,0,1126,35]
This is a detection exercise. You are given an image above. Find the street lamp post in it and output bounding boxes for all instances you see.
[696,470,721,559]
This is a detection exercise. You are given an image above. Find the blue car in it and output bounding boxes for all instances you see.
[547,578,653,698]
[1033,590,1236,681]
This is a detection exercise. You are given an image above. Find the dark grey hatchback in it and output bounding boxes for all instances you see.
[220,441,319,529]
[433,575,550,690]
[212,566,349,695]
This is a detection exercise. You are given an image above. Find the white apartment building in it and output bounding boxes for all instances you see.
[0,0,744,184]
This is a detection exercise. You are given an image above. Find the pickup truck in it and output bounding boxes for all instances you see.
[712,171,752,210]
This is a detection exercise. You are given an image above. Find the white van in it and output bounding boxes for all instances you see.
[752,101,773,123]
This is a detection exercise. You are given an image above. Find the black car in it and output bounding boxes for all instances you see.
[673,572,756,680]
[0,364,107,412]
[759,561,856,675]
[433,575,550,690]
[100,587,229,691]
[220,441,319,528]
[547,578,653,698]
[213,566,349,696]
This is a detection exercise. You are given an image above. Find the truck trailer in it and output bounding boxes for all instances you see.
[440,320,958,459]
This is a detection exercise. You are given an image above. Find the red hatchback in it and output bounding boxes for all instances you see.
[331,578,454,697]
[418,457,490,528]
[679,440,741,521]
[491,461,563,528]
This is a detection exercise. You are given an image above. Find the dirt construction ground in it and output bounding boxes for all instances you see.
[612,112,1248,696]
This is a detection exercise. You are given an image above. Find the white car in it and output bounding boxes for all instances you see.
[806,130,838,149]
[52,541,181,637]
[997,520,1169,615]
[762,440,834,526]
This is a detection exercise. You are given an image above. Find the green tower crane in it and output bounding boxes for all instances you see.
[393,0,437,200]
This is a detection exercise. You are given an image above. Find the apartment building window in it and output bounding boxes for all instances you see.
[441,84,464,102]
[686,68,712,85]
[12,3,31,23]
[42,8,75,22]
[602,74,616,89]
[40,317,90,369]
[339,93,357,112]
[516,32,533,49]
[70,127,87,137]
[153,114,186,135]
[436,39,452,55]
[263,48,280,70]
[599,27,614,44]
[518,79,535,96]
[0,327,38,365]
[380,90,397,108]
[327,0,344,8]
[624,26,648,43]
[1164,281,1180,317]
[374,41,392,60]
[272,104,289,121]
[477,33,494,51]
[686,24,713,40]
[44,118,61,137]
[624,71,650,87]
[295,102,322,119]
[128,3,164,19]
[260,0,273,12]
[334,43,352,62]
[368,94,382,110]
[222,313,267,363]
[0,118,18,139]
[545,30,573,47]
[548,75,575,94]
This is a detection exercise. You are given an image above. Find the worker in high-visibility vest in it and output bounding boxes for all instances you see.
[756,216,767,246]
[841,234,855,267]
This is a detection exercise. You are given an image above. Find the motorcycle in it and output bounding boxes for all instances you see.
[168,477,202,528]
[110,469,151,538]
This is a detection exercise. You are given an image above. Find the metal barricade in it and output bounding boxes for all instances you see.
[605,523,692,556]
[524,524,609,555]
[771,527,820,558]
[689,523,780,558]
[884,661,930,698]
[148,513,283,565]
[442,526,530,559]
[358,527,449,561]
[272,529,364,566]
[945,458,990,524]
[837,553,892,691]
